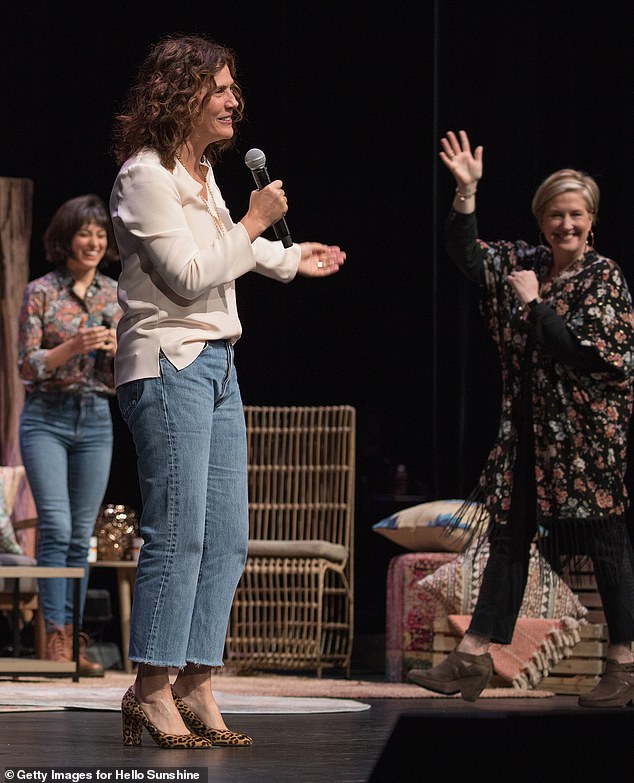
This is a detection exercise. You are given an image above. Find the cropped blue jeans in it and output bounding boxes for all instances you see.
[117,341,248,667]
[19,392,113,631]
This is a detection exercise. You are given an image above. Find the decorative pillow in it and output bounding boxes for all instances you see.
[372,499,487,552]
[418,541,588,620]
[0,466,25,555]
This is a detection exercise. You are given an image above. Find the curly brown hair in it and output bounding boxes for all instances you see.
[111,34,245,168]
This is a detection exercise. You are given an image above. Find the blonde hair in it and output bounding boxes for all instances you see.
[531,168,600,224]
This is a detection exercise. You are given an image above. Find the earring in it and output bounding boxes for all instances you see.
[587,229,595,248]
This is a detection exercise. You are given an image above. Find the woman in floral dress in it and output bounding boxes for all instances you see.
[408,130,634,707]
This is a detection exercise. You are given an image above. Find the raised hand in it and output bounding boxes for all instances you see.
[439,130,483,190]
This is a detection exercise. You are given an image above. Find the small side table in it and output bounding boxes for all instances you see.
[90,560,136,673]
[0,565,84,680]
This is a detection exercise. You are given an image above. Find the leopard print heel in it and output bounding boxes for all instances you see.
[171,688,253,746]
[121,687,213,749]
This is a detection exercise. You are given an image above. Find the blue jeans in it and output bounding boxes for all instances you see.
[19,392,113,631]
[117,341,248,667]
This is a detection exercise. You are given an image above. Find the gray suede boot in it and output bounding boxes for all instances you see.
[578,659,634,708]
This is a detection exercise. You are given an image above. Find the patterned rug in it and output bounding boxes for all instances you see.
[0,670,552,713]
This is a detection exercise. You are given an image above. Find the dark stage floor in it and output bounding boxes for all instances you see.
[2,693,633,783]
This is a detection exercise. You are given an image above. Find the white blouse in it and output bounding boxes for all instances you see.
[110,148,301,387]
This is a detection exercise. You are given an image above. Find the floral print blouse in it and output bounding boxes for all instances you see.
[446,210,634,525]
[18,267,120,395]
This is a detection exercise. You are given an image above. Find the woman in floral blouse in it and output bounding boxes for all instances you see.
[408,131,634,707]
[18,194,120,675]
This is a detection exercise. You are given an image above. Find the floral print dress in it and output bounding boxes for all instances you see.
[445,210,634,546]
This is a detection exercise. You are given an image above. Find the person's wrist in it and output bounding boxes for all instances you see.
[518,296,542,313]
[455,184,478,201]
[239,215,266,242]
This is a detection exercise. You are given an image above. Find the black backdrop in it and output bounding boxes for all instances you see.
[2,1,633,638]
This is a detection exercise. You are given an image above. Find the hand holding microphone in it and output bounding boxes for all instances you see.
[244,148,293,247]
[242,147,345,278]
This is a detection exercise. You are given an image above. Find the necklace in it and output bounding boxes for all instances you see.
[174,152,225,238]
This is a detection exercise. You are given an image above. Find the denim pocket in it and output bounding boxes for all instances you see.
[117,380,141,422]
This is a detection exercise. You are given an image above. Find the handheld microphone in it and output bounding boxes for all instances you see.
[244,148,293,248]
[95,315,112,372]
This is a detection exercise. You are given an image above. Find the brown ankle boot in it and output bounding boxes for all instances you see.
[46,627,70,662]
[578,659,634,708]
[64,624,105,678]
[408,649,493,702]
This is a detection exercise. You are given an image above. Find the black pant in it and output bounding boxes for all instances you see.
[468,443,537,644]
[468,458,634,645]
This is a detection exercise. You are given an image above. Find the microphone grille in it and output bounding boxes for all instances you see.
[244,148,266,170]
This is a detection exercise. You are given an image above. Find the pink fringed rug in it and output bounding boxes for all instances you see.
[448,614,584,689]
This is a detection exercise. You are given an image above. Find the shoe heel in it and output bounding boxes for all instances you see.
[459,671,490,702]
[122,713,142,746]
[408,650,492,702]
[120,686,213,749]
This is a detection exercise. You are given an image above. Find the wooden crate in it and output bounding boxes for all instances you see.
[540,561,607,693]
[539,622,607,694]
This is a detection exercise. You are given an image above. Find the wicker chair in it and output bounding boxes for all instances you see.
[225,405,356,676]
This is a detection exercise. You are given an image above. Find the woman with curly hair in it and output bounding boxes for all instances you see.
[110,34,345,748]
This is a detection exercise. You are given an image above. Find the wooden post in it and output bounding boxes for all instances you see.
[0,176,36,547]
